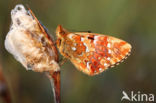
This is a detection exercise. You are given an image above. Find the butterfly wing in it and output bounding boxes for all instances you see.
[66,32,131,76]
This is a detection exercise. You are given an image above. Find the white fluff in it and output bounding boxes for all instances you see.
[5,4,60,72]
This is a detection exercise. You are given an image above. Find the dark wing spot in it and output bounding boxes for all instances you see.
[59,31,65,35]
[88,35,94,40]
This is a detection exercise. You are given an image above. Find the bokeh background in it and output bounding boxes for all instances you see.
[0,0,156,103]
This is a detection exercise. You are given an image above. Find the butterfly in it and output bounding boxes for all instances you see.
[5,4,60,73]
[56,25,132,76]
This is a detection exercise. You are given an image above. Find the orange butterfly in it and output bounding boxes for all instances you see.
[56,25,132,76]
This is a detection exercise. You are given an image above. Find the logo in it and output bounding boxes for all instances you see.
[121,91,155,102]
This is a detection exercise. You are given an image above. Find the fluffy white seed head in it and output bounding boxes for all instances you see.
[5,4,60,72]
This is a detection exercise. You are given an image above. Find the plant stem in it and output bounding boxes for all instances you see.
[47,71,60,103]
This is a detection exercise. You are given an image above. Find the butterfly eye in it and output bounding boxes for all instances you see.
[59,31,65,35]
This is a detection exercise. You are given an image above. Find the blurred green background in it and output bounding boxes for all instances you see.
[0,0,156,103]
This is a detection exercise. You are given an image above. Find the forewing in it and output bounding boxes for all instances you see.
[67,33,131,76]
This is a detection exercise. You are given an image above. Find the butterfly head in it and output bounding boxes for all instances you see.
[56,25,69,37]
[56,25,69,50]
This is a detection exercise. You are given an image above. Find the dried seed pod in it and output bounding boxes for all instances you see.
[5,4,59,72]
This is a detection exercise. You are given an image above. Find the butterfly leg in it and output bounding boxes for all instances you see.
[59,57,68,66]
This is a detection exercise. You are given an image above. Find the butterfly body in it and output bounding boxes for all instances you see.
[56,25,131,76]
